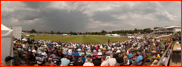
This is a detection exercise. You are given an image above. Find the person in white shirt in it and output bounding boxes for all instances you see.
[107,55,117,66]
[101,57,109,66]
[41,50,47,61]
[77,48,81,52]
[22,43,26,50]
[97,49,102,58]
[100,45,103,49]
[108,46,111,49]
[83,58,94,66]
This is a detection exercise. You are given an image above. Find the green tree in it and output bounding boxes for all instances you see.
[154,27,159,29]
[43,31,47,34]
[69,31,73,35]
[101,30,107,35]
[146,29,152,33]
[134,28,138,33]
[57,31,61,34]
[30,29,37,33]
[112,31,116,34]
[88,32,90,35]
[140,30,144,34]
[51,31,54,34]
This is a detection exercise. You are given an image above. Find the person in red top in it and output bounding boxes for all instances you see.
[156,41,159,46]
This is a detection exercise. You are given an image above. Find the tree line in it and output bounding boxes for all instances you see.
[24,28,153,35]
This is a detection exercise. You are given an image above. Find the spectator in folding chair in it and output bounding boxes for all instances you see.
[60,55,70,66]
[76,57,84,66]
[49,53,57,62]
[94,56,101,66]
[113,51,118,58]
[98,49,103,59]
[58,50,63,58]
[106,49,112,55]
[102,46,107,54]
[68,58,76,66]
[116,53,123,66]
[92,50,97,60]
[144,46,149,53]
[81,54,85,63]
[151,47,157,54]
[86,49,92,57]
[127,50,133,64]
[36,51,44,66]
[101,57,109,66]
[27,46,32,52]
[132,51,143,66]
[151,58,158,66]
[74,50,79,60]
[27,49,34,61]
[68,49,72,60]
[22,42,26,51]
[41,50,48,61]
[53,47,58,55]
[119,47,123,53]
[68,44,71,49]
[25,43,29,50]
[83,58,94,66]
[1,56,14,66]
[52,54,61,66]
[95,45,99,51]
[63,49,68,55]
[123,53,128,65]
[17,43,23,57]
[70,45,74,49]
[85,55,92,63]
[141,49,146,58]
[107,54,117,66]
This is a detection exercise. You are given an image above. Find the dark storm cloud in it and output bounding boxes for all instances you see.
[1,1,181,32]
[92,11,121,22]
[22,1,51,9]
[39,9,90,32]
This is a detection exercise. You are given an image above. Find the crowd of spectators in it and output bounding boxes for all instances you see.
[13,34,181,66]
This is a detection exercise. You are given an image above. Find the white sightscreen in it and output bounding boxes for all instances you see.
[11,26,22,40]
[1,36,13,61]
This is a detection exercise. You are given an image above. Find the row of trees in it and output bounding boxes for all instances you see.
[25,28,153,35]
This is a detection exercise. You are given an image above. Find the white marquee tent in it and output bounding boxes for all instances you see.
[1,24,13,65]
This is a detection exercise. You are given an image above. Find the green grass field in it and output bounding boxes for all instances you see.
[23,35,129,44]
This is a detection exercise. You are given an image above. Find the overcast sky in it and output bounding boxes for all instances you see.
[1,1,181,32]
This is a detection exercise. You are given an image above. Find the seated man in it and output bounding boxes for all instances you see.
[52,54,61,66]
[74,50,79,60]
[127,51,133,63]
[60,55,70,66]
[83,58,94,66]
[116,53,123,66]
[67,49,72,59]
[132,51,143,66]
[36,51,44,66]
[1,56,14,66]
[107,55,117,66]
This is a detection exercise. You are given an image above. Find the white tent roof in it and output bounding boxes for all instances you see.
[1,24,11,31]
[1,24,13,65]
[1,24,13,37]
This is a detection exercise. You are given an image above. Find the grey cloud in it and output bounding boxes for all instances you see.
[1,1,181,32]
[22,1,51,9]
[92,11,121,22]
[39,9,90,32]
